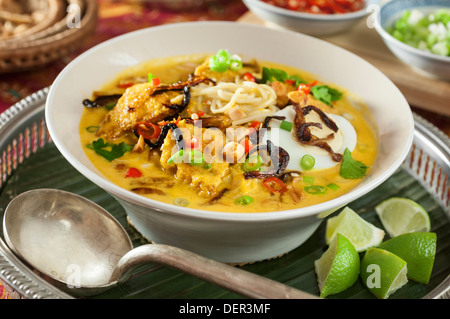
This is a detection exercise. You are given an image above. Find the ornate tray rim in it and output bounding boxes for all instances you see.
[0,88,448,299]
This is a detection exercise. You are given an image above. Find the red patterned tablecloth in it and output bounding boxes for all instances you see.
[0,0,248,113]
[0,0,248,299]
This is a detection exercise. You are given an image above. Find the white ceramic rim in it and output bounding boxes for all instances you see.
[243,0,374,21]
[373,1,450,64]
[46,21,414,222]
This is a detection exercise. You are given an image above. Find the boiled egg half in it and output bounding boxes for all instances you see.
[262,105,357,172]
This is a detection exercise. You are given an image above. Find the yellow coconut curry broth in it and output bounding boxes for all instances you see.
[79,51,378,213]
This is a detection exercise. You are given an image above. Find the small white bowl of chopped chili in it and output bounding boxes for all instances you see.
[243,0,380,36]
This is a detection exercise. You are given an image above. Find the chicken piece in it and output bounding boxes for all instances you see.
[96,82,185,139]
[270,80,299,108]
[159,121,232,198]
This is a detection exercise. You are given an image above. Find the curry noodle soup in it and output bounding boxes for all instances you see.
[79,52,378,213]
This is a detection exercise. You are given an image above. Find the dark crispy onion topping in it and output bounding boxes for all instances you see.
[262,115,286,129]
[134,123,185,150]
[244,140,290,179]
[293,103,343,162]
[302,105,339,132]
[164,85,191,111]
[82,94,122,108]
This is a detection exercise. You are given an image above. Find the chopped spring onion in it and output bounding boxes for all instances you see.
[229,58,243,71]
[105,102,117,110]
[302,175,315,184]
[86,126,99,133]
[300,154,315,171]
[280,120,293,132]
[242,155,262,172]
[189,150,204,165]
[209,49,230,72]
[235,195,254,205]
[173,197,190,207]
[209,49,243,72]
[167,149,184,164]
[388,9,450,57]
[203,162,212,169]
[304,185,328,195]
[327,183,340,191]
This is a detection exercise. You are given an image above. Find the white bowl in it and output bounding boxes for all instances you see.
[45,21,414,263]
[242,0,381,36]
[373,0,450,80]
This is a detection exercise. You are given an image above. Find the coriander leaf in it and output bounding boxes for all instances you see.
[262,67,289,83]
[105,102,117,110]
[270,68,289,82]
[339,148,368,179]
[261,67,307,86]
[87,138,133,161]
[310,85,343,106]
[288,75,307,87]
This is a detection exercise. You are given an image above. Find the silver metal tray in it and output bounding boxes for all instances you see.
[0,88,448,299]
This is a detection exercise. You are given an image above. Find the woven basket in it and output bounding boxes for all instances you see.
[0,0,97,74]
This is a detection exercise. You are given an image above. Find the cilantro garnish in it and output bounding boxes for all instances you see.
[310,85,342,106]
[87,138,133,161]
[339,148,368,179]
[261,67,306,87]
[105,102,117,110]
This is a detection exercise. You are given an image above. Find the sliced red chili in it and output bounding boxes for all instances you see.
[297,80,318,94]
[285,79,296,86]
[263,177,288,193]
[243,72,256,82]
[189,136,200,149]
[297,83,311,95]
[250,121,261,129]
[240,138,253,154]
[126,167,142,178]
[136,122,161,141]
[158,116,181,126]
[151,78,161,86]
[117,82,134,89]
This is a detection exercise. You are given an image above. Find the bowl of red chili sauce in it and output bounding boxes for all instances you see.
[243,0,380,36]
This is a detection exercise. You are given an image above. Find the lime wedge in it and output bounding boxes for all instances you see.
[360,248,408,299]
[379,232,436,284]
[375,197,430,237]
[325,207,385,252]
[314,233,360,298]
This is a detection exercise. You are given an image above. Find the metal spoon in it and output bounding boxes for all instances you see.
[2,189,317,298]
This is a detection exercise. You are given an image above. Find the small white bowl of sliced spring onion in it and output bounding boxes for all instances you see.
[374,0,450,80]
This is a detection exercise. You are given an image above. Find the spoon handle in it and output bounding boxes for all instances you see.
[110,244,318,299]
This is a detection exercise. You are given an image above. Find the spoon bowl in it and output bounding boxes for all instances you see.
[2,189,316,298]
[3,189,132,295]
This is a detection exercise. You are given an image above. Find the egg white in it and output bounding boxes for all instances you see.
[261,105,357,172]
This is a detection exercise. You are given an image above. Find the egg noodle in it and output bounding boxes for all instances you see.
[190,80,278,125]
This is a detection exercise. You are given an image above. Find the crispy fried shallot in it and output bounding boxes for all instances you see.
[244,140,290,179]
[293,103,343,162]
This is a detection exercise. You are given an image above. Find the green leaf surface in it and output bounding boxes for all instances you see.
[0,143,448,299]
